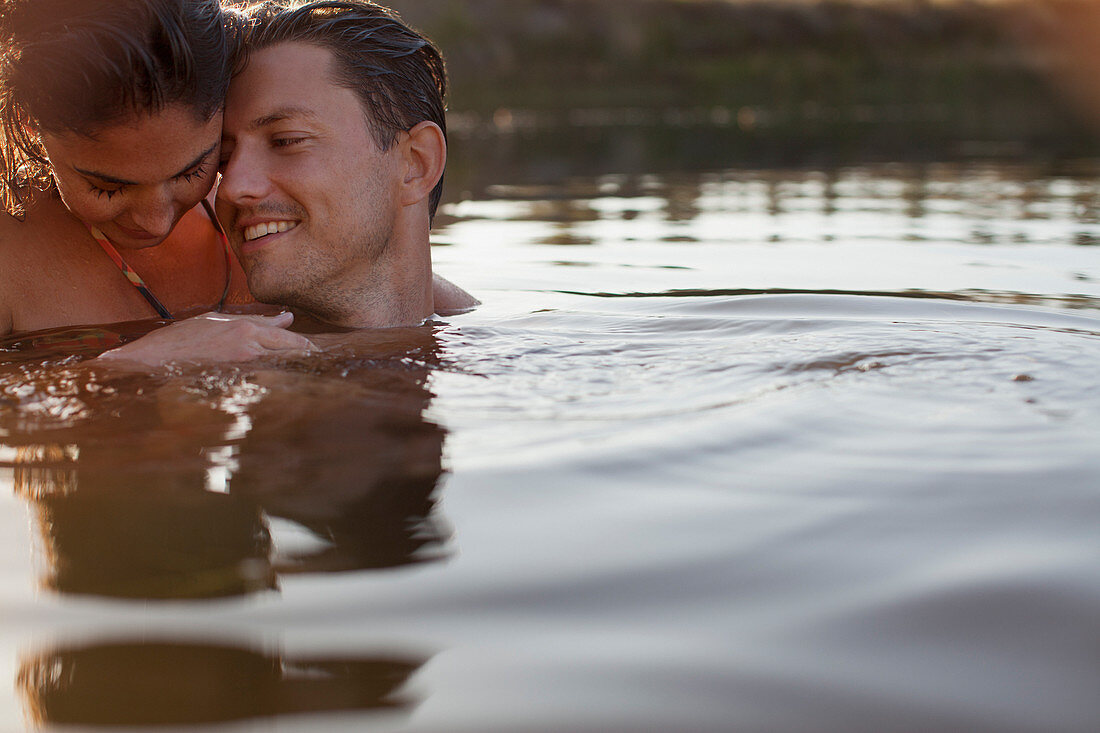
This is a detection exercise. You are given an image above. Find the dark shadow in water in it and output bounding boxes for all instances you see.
[1,325,450,600]
[29,488,275,599]
[0,319,166,365]
[18,639,426,727]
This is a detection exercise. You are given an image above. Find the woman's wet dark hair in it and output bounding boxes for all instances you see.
[0,0,238,216]
[236,0,448,218]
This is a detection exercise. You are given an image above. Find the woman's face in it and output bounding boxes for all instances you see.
[42,105,222,250]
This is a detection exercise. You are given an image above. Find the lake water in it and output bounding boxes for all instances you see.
[1,129,1100,731]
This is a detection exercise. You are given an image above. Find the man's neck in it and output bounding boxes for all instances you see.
[299,243,434,330]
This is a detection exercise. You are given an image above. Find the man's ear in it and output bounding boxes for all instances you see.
[398,121,446,207]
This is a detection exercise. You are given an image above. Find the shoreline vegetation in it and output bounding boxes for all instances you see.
[388,0,1100,161]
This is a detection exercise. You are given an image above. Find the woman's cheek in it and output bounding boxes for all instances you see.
[52,176,120,224]
[182,176,215,206]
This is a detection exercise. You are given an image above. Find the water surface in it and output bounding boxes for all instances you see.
[1,153,1099,731]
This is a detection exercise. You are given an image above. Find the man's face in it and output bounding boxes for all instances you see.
[217,42,402,319]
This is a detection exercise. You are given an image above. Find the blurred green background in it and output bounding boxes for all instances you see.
[386,0,1100,192]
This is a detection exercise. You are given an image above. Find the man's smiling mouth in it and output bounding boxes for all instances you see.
[243,220,299,242]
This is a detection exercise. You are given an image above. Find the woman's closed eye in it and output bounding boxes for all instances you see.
[88,182,126,200]
[172,162,210,184]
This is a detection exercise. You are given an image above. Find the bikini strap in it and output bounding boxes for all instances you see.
[84,223,174,320]
[83,201,233,320]
[200,198,234,312]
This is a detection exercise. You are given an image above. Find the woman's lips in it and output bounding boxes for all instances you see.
[113,223,161,240]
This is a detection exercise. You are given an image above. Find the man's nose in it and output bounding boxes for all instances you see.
[217,146,271,204]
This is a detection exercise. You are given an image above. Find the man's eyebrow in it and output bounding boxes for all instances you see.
[247,106,323,131]
[73,142,219,185]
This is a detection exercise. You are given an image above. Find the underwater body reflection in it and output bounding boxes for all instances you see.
[1,326,447,726]
[19,640,425,727]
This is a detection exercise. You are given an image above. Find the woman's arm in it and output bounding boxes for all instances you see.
[97,312,317,368]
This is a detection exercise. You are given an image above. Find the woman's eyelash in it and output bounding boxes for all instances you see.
[88,183,124,200]
[85,160,209,197]
[174,163,209,184]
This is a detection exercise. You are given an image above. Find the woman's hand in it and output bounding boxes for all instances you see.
[97,312,317,367]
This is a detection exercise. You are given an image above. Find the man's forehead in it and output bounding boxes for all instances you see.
[244,105,324,131]
[224,43,358,133]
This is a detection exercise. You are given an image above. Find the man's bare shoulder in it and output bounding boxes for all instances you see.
[432,273,479,316]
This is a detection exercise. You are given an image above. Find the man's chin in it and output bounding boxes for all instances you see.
[242,270,293,309]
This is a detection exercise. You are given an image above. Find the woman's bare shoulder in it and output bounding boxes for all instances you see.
[0,208,25,242]
[0,198,86,335]
[0,213,24,335]
[0,198,68,262]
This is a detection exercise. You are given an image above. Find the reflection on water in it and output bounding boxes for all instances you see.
[23,481,275,599]
[438,158,1100,316]
[19,640,424,726]
[2,157,1100,731]
[446,160,1100,249]
[2,328,448,601]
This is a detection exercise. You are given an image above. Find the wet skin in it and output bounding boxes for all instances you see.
[0,105,251,336]
[217,42,442,328]
[88,43,476,366]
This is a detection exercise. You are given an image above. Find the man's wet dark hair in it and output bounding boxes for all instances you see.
[0,0,237,216]
[238,0,448,218]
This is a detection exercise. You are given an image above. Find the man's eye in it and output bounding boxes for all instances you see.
[272,137,306,148]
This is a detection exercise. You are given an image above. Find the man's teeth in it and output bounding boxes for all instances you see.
[243,221,298,242]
